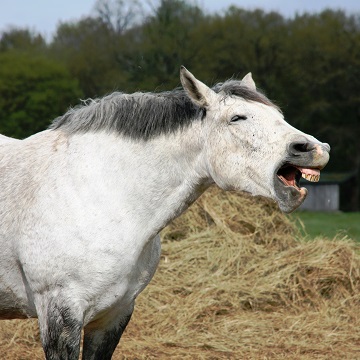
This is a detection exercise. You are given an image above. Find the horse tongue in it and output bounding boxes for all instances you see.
[296,167,320,182]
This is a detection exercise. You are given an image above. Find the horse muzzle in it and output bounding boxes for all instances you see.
[274,139,330,213]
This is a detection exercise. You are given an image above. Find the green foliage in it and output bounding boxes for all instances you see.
[0,28,47,53]
[0,1,359,183]
[191,8,289,86]
[0,51,82,138]
[117,0,206,91]
[280,11,360,172]
[51,17,120,97]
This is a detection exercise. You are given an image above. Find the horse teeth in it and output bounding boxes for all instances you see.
[301,173,320,182]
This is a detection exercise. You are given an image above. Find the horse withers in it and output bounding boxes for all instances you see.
[0,67,329,359]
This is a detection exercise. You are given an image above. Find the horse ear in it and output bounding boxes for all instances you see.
[241,72,256,91]
[180,66,216,109]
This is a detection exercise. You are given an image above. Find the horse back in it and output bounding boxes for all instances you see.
[0,133,19,144]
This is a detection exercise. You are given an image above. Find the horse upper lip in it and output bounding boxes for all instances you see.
[295,166,321,182]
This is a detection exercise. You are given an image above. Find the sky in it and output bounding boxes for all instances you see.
[0,0,359,40]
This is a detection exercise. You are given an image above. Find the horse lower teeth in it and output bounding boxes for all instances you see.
[301,173,320,182]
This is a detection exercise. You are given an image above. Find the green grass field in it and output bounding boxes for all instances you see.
[291,211,360,242]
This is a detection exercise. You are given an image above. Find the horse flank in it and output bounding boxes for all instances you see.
[49,81,277,141]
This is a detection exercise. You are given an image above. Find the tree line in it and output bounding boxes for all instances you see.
[0,0,359,185]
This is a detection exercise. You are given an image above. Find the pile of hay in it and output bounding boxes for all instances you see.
[1,187,359,359]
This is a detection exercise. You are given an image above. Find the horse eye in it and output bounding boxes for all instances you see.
[230,115,247,122]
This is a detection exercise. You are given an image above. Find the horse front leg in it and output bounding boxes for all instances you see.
[36,295,83,360]
[82,306,133,360]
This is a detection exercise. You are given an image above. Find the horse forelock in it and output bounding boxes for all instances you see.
[49,79,278,140]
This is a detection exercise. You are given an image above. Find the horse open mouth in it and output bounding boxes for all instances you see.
[276,164,321,191]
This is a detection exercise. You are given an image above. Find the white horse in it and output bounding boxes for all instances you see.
[0,67,329,359]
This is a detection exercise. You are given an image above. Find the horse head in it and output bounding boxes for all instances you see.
[180,66,330,213]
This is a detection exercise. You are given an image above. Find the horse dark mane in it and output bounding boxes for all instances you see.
[50,80,277,140]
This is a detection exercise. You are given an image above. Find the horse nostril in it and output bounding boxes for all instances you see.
[289,141,315,155]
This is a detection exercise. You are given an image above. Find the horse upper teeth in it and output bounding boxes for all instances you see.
[301,173,320,182]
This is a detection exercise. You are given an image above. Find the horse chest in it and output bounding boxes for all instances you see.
[84,234,161,324]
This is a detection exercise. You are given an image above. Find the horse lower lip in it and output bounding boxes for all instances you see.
[276,175,307,204]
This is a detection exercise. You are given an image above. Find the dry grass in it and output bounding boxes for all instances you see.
[1,187,359,359]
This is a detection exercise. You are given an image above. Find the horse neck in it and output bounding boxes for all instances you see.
[64,124,211,235]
